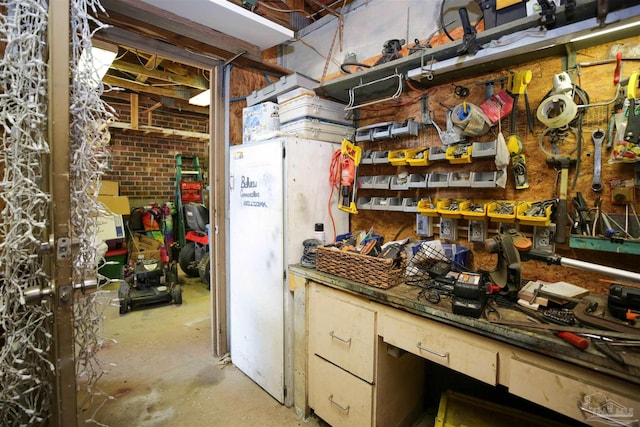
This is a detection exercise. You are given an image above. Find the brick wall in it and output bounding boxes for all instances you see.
[104,101,209,206]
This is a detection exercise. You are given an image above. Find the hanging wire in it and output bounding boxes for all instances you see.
[69,0,118,424]
[0,1,54,424]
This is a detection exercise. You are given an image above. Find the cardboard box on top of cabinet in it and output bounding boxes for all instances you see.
[98,195,131,215]
[242,101,279,143]
[99,180,119,196]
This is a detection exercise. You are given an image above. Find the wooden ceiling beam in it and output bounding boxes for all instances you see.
[103,75,194,99]
[135,54,163,83]
[102,90,209,115]
[109,59,209,89]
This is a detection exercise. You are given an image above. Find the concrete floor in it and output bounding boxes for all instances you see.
[78,274,322,427]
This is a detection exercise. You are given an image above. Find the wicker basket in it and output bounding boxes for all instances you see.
[316,246,405,289]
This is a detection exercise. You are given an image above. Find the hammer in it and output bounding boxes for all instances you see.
[547,155,576,243]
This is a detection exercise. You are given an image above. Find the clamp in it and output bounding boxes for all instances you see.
[508,70,533,134]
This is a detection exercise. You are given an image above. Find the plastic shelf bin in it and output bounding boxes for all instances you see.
[99,247,128,280]
[373,175,392,189]
[402,198,420,212]
[428,173,449,188]
[517,201,553,227]
[406,148,430,166]
[429,146,447,161]
[371,197,391,210]
[408,173,428,188]
[372,122,393,140]
[470,171,499,188]
[390,175,410,190]
[487,200,517,223]
[461,200,488,220]
[358,175,376,189]
[448,172,472,187]
[446,144,473,164]
[388,149,409,166]
[417,198,440,217]
[355,127,372,142]
[391,119,419,137]
[372,151,390,164]
[387,197,404,211]
[471,140,497,158]
[356,197,372,210]
[361,150,374,164]
[437,199,467,219]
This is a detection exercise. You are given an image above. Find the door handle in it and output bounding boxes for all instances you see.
[329,330,351,345]
[328,394,350,413]
[416,342,448,358]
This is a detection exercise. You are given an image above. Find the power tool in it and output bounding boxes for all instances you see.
[338,139,362,214]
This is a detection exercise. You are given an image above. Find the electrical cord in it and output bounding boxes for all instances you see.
[327,149,343,243]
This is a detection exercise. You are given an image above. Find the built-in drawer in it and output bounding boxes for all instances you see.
[309,285,376,382]
[309,355,373,427]
[509,355,640,425]
[380,311,498,385]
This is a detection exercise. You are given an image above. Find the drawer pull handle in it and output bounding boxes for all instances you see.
[329,330,352,345]
[416,342,448,358]
[328,394,350,413]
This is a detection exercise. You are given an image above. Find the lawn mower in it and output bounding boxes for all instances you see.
[118,252,182,314]
[178,202,210,286]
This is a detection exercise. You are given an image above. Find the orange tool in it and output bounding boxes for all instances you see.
[614,52,622,85]
[556,331,589,350]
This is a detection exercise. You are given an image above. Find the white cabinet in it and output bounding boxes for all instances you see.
[308,283,424,427]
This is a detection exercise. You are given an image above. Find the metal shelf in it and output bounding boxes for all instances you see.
[313,0,637,104]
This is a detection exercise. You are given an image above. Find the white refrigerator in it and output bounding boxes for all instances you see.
[228,136,348,404]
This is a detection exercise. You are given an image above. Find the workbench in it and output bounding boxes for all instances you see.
[289,265,640,427]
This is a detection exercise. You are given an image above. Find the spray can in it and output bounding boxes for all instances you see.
[314,223,325,244]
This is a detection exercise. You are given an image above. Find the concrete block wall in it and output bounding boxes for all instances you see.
[104,102,209,207]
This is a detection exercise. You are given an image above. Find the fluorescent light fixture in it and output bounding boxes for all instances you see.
[189,89,211,106]
[570,20,640,43]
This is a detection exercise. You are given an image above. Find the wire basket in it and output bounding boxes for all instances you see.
[405,241,469,287]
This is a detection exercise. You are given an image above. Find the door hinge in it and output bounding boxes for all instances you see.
[282,146,286,158]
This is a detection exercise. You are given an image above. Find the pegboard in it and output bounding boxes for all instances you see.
[350,34,640,293]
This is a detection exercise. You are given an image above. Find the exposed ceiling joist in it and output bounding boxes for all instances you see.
[103,75,194,99]
[109,59,209,89]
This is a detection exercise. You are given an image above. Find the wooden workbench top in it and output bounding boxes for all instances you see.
[289,264,640,384]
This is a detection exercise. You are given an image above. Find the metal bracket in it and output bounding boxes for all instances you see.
[346,71,403,111]
[56,237,71,260]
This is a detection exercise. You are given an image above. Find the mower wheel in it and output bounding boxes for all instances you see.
[172,284,183,305]
[118,282,130,315]
[198,256,210,289]
[178,242,199,277]
[119,294,131,315]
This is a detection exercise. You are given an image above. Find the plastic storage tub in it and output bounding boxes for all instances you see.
[278,95,352,125]
[99,247,128,280]
[279,117,354,143]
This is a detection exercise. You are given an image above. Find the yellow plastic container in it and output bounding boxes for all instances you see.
[445,144,473,164]
[437,198,467,219]
[516,201,553,226]
[405,148,430,166]
[388,149,409,166]
[487,200,517,223]
[461,200,488,220]
[417,198,440,217]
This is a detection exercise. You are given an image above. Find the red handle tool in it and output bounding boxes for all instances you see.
[614,52,622,85]
[556,331,589,350]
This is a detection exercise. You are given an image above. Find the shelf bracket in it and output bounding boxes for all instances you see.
[345,71,403,111]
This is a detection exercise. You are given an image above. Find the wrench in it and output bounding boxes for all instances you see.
[591,129,605,193]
